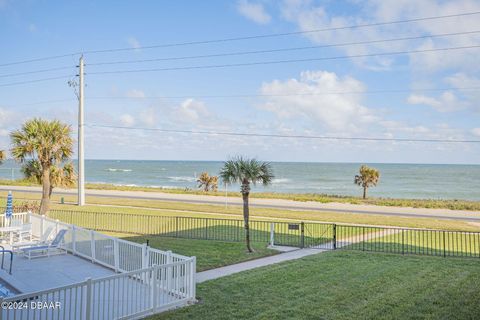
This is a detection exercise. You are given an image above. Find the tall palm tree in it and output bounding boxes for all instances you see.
[220,157,274,252]
[22,159,76,196]
[354,165,380,199]
[11,118,74,214]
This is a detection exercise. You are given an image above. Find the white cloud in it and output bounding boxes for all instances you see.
[125,89,145,98]
[407,91,467,112]
[176,99,210,123]
[260,70,378,132]
[237,0,271,24]
[127,37,141,50]
[280,0,480,71]
[119,114,135,126]
[472,128,480,137]
[139,107,157,126]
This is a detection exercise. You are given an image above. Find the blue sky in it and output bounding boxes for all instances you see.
[0,0,479,164]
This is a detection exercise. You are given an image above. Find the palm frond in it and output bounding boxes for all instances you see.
[220,156,274,189]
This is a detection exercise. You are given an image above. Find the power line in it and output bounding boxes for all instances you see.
[5,30,480,80]
[6,85,480,107]
[56,11,480,54]
[87,45,480,75]
[2,10,480,67]
[87,30,480,66]
[87,124,480,144]
[0,53,80,68]
[3,98,76,107]
[0,75,74,88]
[86,86,480,100]
[0,66,74,78]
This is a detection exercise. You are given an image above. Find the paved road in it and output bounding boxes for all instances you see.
[1,185,480,222]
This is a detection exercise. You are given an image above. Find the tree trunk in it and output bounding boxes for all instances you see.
[363,186,367,199]
[40,167,51,215]
[241,185,254,253]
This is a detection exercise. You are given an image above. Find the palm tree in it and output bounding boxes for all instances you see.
[220,157,274,252]
[197,172,219,192]
[354,165,380,199]
[0,150,5,165]
[22,159,76,196]
[11,118,74,214]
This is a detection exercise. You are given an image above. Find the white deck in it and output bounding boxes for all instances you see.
[0,249,115,294]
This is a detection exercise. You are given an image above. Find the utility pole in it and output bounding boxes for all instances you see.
[78,55,85,206]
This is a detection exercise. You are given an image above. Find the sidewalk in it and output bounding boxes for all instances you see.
[196,247,324,283]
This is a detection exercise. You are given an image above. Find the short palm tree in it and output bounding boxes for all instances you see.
[11,118,74,214]
[197,172,219,192]
[354,165,380,199]
[0,150,5,165]
[220,157,274,252]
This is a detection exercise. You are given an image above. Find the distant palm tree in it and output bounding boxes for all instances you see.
[220,157,274,252]
[354,165,380,199]
[0,150,5,165]
[197,172,218,192]
[11,119,74,214]
[22,160,76,196]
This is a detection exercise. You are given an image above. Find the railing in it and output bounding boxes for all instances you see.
[0,211,30,228]
[49,210,480,259]
[336,224,480,258]
[0,214,196,319]
[29,214,191,273]
[0,245,13,274]
[49,210,305,245]
[1,260,196,320]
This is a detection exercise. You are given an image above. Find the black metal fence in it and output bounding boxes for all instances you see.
[48,209,480,259]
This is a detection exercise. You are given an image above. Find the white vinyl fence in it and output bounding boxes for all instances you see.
[0,212,30,228]
[0,213,196,320]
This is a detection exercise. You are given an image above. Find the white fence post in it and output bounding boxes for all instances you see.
[85,278,92,320]
[72,225,77,255]
[90,230,96,262]
[166,251,173,297]
[191,257,196,301]
[114,238,119,272]
[40,215,45,239]
[270,223,275,246]
[151,265,159,313]
[142,243,148,270]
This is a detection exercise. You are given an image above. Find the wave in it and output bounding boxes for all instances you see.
[168,176,196,182]
[272,178,291,184]
[105,168,133,172]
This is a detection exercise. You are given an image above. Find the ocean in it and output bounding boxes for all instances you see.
[0,160,479,201]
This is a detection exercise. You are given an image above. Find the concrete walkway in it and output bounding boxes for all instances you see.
[196,248,323,283]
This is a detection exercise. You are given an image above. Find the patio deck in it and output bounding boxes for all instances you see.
[0,249,115,293]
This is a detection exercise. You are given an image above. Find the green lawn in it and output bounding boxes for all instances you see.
[152,251,480,320]
[120,235,278,271]
[2,191,480,232]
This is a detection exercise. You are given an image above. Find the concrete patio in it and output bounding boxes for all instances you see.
[0,248,115,293]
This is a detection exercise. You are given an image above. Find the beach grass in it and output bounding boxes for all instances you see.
[1,179,479,211]
[150,251,480,320]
